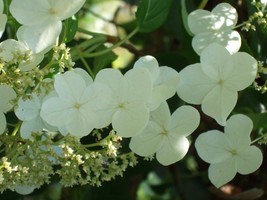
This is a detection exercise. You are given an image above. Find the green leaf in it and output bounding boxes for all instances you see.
[247,113,267,130]
[62,16,78,43]
[136,0,172,33]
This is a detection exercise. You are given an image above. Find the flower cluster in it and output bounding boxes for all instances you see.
[0,0,265,196]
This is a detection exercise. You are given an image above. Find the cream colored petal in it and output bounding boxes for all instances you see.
[208,157,236,188]
[177,63,216,104]
[202,85,237,126]
[195,130,232,163]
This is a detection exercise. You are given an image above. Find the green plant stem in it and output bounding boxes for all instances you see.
[251,133,267,144]
[198,0,209,9]
[80,27,139,58]
[75,46,95,78]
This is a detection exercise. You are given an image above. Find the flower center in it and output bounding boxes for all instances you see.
[49,7,57,15]
[229,149,238,155]
[74,103,81,109]
[217,79,224,86]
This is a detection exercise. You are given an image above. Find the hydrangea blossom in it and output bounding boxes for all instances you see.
[130,101,200,166]
[195,114,263,188]
[40,68,108,138]
[0,85,16,134]
[177,43,257,126]
[0,0,7,38]
[15,94,57,139]
[188,3,241,55]
[133,55,180,111]
[9,0,86,53]
[94,67,152,137]
[0,39,44,71]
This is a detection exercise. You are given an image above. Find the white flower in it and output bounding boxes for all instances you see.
[15,94,57,139]
[188,3,241,55]
[133,55,180,111]
[0,39,44,71]
[10,0,86,53]
[0,0,7,38]
[40,68,106,137]
[195,114,263,188]
[130,101,200,166]
[94,67,153,137]
[177,43,257,126]
[0,85,16,134]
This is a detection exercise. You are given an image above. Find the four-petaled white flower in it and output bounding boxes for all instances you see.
[40,68,107,138]
[0,0,7,38]
[130,101,200,166]
[94,67,153,137]
[188,2,241,55]
[0,85,16,134]
[195,114,263,188]
[133,55,180,111]
[15,93,57,139]
[10,0,86,53]
[177,43,257,126]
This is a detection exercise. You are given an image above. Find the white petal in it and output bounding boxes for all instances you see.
[0,85,16,112]
[52,0,86,21]
[225,114,252,147]
[88,83,116,128]
[95,68,123,94]
[112,102,149,137]
[54,70,86,102]
[236,146,263,174]
[20,116,46,139]
[15,96,41,121]
[169,105,200,137]
[129,121,164,156]
[0,112,6,134]
[188,9,213,35]
[200,43,231,81]
[125,67,153,102]
[177,63,216,104]
[17,21,62,53]
[73,68,93,86]
[202,86,237,126]
[212,3,238,30]
[19,52,44,71]
[15,185,35,195]
[223,52,257,91]
[192,31,241,55]
[156,136,189,166]
[40,97,74,126]
[0,39,28,62]
[0,14,7,38]
[149,67,179,110]
[150,101,170,128]
[10,0,53,25]
[208,158,236,188]
[133,55,160,82]
[195,130,232,163]
[66,109,96,137]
